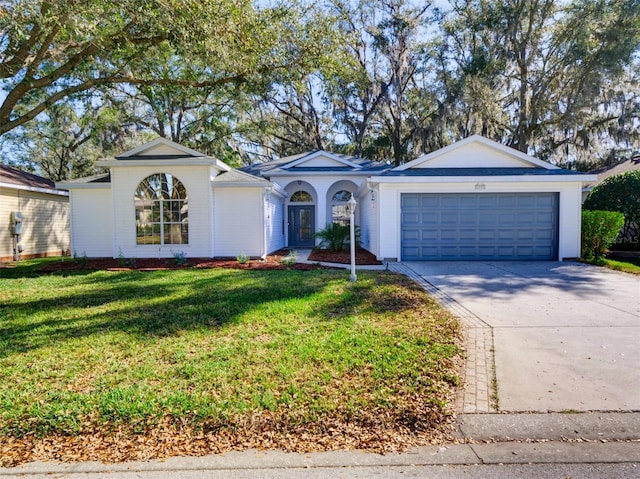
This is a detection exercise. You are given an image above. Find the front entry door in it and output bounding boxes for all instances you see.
[288,206,315,247]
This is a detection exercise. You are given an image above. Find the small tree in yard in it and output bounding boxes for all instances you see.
[583,171,640,249]
[581,210,625,260]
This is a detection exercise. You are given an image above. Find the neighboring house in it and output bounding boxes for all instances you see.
[0,165,70,262]
[582,151,640,202]
[58,135,594,262]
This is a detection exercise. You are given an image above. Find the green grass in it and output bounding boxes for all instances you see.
[0,260,461,446]
[602,257,640,274]
[583,256,640,275]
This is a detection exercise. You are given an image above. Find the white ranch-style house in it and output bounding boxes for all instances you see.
[57,135,595,262]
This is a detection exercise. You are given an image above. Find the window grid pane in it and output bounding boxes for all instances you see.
[135,174,188,245]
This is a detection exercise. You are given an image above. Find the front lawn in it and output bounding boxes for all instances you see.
[0,260,461,465]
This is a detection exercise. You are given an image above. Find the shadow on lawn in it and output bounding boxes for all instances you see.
[0,268,346,358]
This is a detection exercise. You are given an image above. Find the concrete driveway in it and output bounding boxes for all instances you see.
[403,261,640,412]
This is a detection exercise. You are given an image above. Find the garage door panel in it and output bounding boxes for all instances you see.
[401,193,558,261]
[498,229,516,241]
[441,229,458,241]
[459,229,477,241]
[459,197,478,208]
[478,229,496,241]
[536,229,553,240]
[402,229,420,241]
[479,196,497,207]
[422,212,438,224]
[498,213,516,224]
[441,197,459,207]
[420,196,439,208]
[537,212,553,222]
[459,213,477,225]
[422,229,438,241]
[402,195,421,208]
[402,211,419,224]
[498,196,517,207]
[517,196,536,207]
[536,196,554,207]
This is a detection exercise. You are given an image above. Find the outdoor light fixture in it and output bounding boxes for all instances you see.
[347,196,357,282]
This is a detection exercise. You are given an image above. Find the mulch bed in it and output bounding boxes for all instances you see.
[39,250,329,272]
[37,248,382,272]
[308,247,382,265]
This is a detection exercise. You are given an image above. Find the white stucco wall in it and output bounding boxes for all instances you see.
[111,165,214,258]
[375,180,585,261]
[68,188,113,258]
[213,187,264,257]
[270,175,369,247]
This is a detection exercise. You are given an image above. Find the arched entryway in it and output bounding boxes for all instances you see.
[326,180,359,228]
[285,182,317,247]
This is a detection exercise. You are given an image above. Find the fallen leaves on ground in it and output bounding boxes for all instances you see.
[1,404,459,467]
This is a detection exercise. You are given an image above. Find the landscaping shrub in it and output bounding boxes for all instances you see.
[583,171,640,249]
[581,210,625,260]
[314,223,359,251]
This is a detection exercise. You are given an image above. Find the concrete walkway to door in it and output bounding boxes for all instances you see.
[401,261,640,412]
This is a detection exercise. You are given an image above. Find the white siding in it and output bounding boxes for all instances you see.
[377,180,585,261]
[1,187,70,260]
[413,143,536,168]
[111,166,214,258]
[357,187,378,257]
[69,188,112,258]
[213,187,264,257]
[265,193,285,254]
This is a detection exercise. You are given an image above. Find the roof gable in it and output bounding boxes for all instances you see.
[395,135,558,171]
[116,137,206,159]
[282,151,362,170]
[97,138,231,172]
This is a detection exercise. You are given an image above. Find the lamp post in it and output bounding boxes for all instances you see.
[347,196,357,282]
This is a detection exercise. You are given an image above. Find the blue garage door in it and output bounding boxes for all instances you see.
[401,193,558,261]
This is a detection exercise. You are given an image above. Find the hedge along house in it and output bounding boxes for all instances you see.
[0,165,70,261]
[59,135,594,261]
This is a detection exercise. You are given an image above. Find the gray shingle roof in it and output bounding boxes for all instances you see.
[240,150,389,177]
[586,156,640,188]
[59,173,111,184]
[212,169,267,184]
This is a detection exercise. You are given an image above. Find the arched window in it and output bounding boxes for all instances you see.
[135,173,188,245]
[290,190,313,202]
[331,190,352,226]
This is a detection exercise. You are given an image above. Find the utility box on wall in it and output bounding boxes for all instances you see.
[10,211,23,235]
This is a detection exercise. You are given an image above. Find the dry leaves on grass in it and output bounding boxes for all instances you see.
[0,400,459,467]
